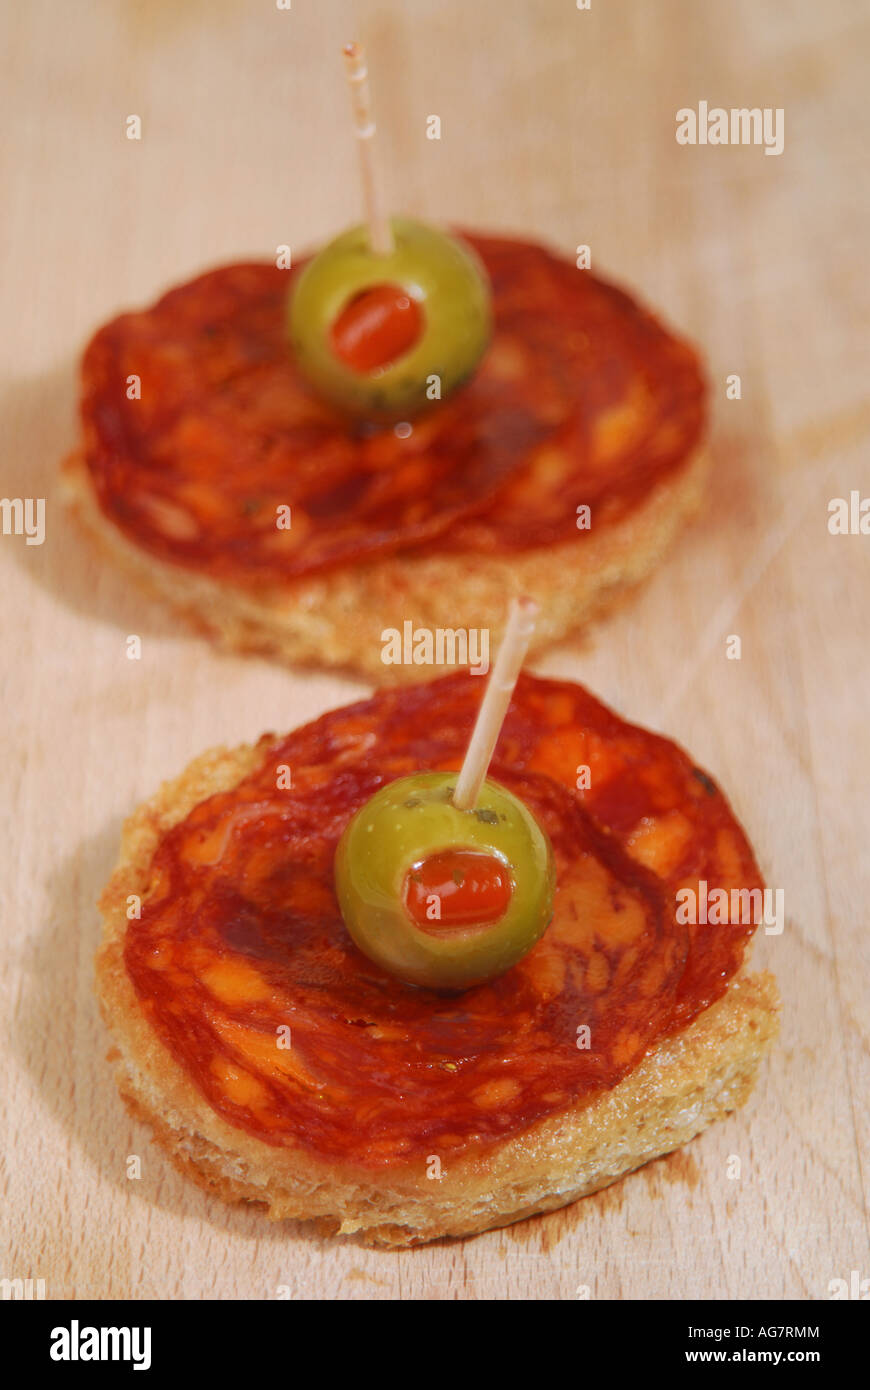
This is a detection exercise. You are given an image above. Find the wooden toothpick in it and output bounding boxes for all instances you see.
[342,41,394,256]
[452,597,539,811]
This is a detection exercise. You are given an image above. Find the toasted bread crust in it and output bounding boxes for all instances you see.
[95,735,779,1247]
[64,448,707,684]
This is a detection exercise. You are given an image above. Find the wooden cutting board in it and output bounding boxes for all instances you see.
[2,0,868,1300]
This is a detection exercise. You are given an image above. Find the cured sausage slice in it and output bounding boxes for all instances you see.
[123,674,761,1166]
[80,237,705,585]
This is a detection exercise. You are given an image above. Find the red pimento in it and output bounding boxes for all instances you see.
[403,849,512,933]
[329,284,424,372]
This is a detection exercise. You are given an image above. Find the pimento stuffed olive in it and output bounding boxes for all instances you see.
[289,217,492,422]
[334,771,555,989]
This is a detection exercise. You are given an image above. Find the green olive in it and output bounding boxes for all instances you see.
[288,217,492,422]
[334,772,555,990]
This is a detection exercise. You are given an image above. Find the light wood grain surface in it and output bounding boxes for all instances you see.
[2,0,868,1301]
